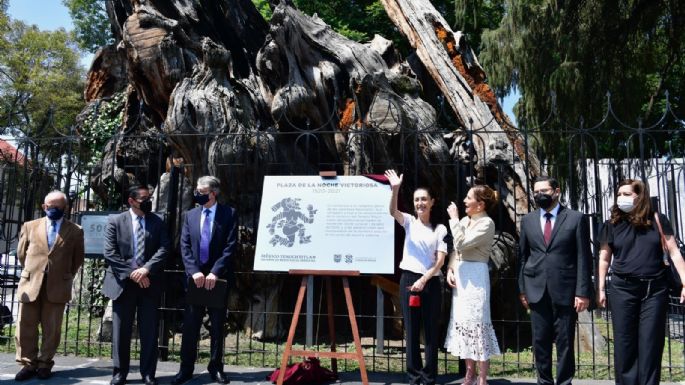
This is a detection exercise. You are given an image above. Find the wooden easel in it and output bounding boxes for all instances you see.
[277,269,369,385]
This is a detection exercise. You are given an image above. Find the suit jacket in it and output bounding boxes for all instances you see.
[16,217,85,304]
[518,205,593,305]
[102,211,170,300]
[180,203,237,282]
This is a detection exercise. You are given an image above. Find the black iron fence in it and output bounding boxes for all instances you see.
[0,93,684,380]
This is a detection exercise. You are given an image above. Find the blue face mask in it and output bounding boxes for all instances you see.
[194,192,210,206]
[46,207,64,220]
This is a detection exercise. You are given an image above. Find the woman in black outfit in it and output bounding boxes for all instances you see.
[597,179,685,385]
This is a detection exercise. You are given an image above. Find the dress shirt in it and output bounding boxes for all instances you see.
[129,209,145,268]
[200,203,217,234]
[46,218,63,240]
[539,203,561,232]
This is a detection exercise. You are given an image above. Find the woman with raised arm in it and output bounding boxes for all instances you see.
[384,169,447,385]
[597,179,685,385]
[444,185,501,385]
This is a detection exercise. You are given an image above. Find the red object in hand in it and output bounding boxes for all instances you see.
[409,293,421,307]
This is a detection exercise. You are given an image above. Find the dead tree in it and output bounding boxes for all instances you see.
[77,0,563,346]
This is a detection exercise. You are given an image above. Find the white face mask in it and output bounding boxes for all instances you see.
[616,196,635,213]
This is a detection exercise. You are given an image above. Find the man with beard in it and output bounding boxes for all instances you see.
[103,185,170,385]
[518,176,593,385]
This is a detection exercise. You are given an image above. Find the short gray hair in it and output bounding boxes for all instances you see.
[44,190,68,206]
[197,176,221,194]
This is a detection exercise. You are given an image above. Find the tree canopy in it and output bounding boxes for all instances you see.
[48,0,685,164]
[63,0,113,53]
[0,15,84,138]
[478,0,685,133]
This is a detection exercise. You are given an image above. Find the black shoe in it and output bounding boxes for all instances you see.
[142,375,158,385]
[209,369,229,384]
[15,367,37,381]
[170,372,193,385]
[36,367,53,380]
[110,374,126,385]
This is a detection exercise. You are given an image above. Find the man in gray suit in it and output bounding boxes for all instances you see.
[518,176,592,385]
[103,185,170,385]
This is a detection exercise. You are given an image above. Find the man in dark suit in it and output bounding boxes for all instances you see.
[14,191,84,381]
[518,176,592,385]
[103,185,170,385]
[172,176,237,385]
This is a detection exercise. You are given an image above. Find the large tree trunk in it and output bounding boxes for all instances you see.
[380,0,540,229]
[378,0,607,352]
[79,0,556,347]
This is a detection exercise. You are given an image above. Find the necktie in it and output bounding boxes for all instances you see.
[543,212,553,245]
[200,209,211,264]
[135,216,145,267]
[48,220,57,249]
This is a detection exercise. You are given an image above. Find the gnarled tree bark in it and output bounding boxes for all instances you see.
[79,0,560,347]
[380,0,540,230]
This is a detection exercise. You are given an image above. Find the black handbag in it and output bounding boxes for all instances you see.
[654,213,684,297]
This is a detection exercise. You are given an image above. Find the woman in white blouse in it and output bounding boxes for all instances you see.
[444,185,500,385]
[385,169,447,385]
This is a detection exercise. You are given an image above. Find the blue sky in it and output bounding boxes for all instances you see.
[8,0,73,31]
[7,0,95,67]
[6,0,519,122]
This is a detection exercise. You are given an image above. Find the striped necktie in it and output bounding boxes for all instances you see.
[135,216,145,267]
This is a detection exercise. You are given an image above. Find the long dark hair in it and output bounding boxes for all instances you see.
[609,179,652,229]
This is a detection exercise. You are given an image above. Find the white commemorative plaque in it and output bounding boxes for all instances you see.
[253,175,394,274]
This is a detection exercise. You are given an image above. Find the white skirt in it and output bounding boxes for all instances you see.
[444,260,501,361]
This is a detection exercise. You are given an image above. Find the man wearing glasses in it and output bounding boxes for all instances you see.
[518,176,592,385]
[103,185,170,385]
[172,176,237,385]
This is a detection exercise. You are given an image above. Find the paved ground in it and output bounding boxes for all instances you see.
[0,353,682,385]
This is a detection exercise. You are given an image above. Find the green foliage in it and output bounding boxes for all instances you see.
[0,18,85,139]
[451,0,505,53]
[79,91,125,167]
[478,0,685,160]
[291,0,503,57]
[63,0,113,53]
[292,0,393,43]
[80,258,108,317]
[251,0,273,21]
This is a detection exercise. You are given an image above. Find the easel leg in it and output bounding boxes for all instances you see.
[277,276,308,385]
[343,277,369,385]
[325,277,337,374]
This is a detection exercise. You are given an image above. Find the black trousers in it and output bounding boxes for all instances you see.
[399,270,442,385]
[529,290,576,385]
[111,280,161,379]
[609,274,668,385]
[179,303,227,375]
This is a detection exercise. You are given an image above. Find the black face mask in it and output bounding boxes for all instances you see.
[194,192,210,206]
[139,199,153,214]
[534,193,555,210]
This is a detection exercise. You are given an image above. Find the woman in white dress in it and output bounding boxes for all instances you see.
[444,185,501,385]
